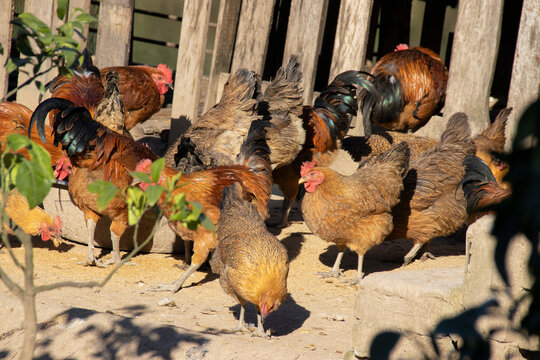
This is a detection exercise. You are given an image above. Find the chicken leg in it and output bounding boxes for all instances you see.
[343,254,365,285]
[79,218,97,266]
[230,306,250,334]
[317,250,344,278]
[253,313,270,338]
[403,243,425,266]
[98,232,122,267]
[149,263,202,293]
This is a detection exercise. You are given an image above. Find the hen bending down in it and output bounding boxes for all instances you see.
[210,182,288,337]
[300,142,410,283]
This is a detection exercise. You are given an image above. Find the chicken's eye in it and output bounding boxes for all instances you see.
[49,227,54,231]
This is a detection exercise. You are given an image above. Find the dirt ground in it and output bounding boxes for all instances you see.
[0,109,466,360]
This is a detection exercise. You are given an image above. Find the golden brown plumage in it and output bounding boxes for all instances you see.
[210,182,288,337]
[2,190,62,246]
[300,142,410,282]
[94,71,130,137]
[387,113,476,265]
[360,45,448,136]
[99,64,173,130]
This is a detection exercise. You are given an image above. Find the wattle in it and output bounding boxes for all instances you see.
[304,181,317,193]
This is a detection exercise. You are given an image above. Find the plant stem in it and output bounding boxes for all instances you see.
[20,233,36,360]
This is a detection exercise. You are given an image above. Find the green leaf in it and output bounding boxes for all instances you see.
[5,134,31,152]
[199,214,215,232]
[185,201,202,223]
[73,11,99,25]
[26,140,53,176]
[56,0,68,20]
[19,13,51,35]
[87,180,118,211]
[146,184,164,207]
[58,22,74,38]
[150,158,165,184]
[14,158,53,209]
[130,171,152,184]
[126,186,146,225]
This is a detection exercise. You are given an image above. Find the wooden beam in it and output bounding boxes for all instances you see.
[68,0,92,49]
[95,0,134,68]
[169,0,212,146]
[0,1,14,99]
[505,0,540,150]
[443,0,504,137]
[203,0,242,112]
[230,0,276,75]
[16,0,57,110]
[283,0,328,104]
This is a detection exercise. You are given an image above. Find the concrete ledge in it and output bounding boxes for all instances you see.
[43,185,181,254]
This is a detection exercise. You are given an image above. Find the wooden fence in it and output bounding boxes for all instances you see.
[0,0,538,149]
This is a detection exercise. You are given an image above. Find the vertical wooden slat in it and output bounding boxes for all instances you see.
[0,1,14,98]
[68,0,92,49]
[443,0,504,137]
[16,0,57,110]
[169,0,212,146]
[230,0,276,75]
[283,0,328,104]
[95,0,134,68]
[505,0,540,150]
[203,0,242,111]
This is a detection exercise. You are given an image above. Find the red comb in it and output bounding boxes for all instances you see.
[300,161,317,177]
[157,64,173,83]
[135,159,153,173]
[54,216,63,231]
[395,44,409,51]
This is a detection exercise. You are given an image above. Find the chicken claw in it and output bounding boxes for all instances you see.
[316,270,343,279]
[420,252,436,262]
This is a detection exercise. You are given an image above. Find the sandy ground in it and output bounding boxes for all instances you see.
[0,109,466,360]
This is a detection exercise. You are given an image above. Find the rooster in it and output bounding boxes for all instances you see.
[272,69,364,227]
[2,190,63,247]
[29,97,158,266]
[100,63,173,130]
[359,44,448,136]
[210,182,288,337]
[299,143,410,283]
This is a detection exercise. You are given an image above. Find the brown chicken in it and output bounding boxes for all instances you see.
[460,155,511,225]
[166,56,304,174]
[30,97,158,266]
[2,190,63,247]
[210,182,289,337]
[299,142,410,283]
[342,107,512,190]
[273,70,365,227]
[359,44,448,136]
[0,101,70,180]
[100,64,173,130]
[137,120,273,293]
[387,113,476,265]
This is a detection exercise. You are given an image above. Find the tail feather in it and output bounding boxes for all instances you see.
[359,141,410,177]
[220,68,260,111]
[476,107,511,153]
[461,155,511,214]
[436,112,474,151]
[360,73,402,136]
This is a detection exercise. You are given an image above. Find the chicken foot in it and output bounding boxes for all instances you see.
[97,232,124,267]
[149,263,201,293]
[253,313,270,338]
[229,306,250,334]
[317,250,344,278]
[343,254,365,285]
[403,243,426,266]
[78,219,97,266]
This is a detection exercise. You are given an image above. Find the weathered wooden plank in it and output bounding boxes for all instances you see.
[95,0,134,68]
[204,0,242,111]
[505,0,540,150]
[230,0,276,75]
[443,0,504,137]
[68,0,92,49]
[16,0,57,109]
[283,0,328,104]
[0,0,14,99]
[169,0,212,146]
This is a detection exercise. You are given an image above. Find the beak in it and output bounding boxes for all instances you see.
[51,236,62,247]
[167,83,174,90]
[298,178,306,184]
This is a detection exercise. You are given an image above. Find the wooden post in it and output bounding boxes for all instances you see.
[0,1,14,99]
[283,0,328,104]
[94,0,134,68]
[169,0,212,146]
[16,0,57,110]
[230,0,276,75]
[443,0,504,137]
[329,0,374,135]
[203,0,242,111]
[505,0,540,150]
[68,0,92,49]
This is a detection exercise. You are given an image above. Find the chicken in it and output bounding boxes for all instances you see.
[94,71,130,137]
[99,64,173,130]
[299,142,410,283]
[273,70,364,227]
[460,155,511,225]
[387,113,476,265]
[359,44,448,136]
[342,107,512,191]
[210,182,288,337]
[29,97,158,266]
[137,120,273,293]
[2,190,63,247]
[166,55,304,173]
[0,101,69,180]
